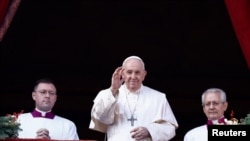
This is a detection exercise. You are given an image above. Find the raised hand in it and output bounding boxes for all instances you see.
[110,67,124,96]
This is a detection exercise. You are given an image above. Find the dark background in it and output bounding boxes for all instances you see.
[0,0,250,140]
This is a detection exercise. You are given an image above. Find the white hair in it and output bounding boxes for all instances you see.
[122,56,145,69]
[201,88,227,105]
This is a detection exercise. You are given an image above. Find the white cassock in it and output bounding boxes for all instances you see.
[89,85,178,141]
[17,113,79,140]
[184,125,207,141]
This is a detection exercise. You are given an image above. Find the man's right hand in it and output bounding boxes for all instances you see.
[110,67,124,96]
[36,128,50,139]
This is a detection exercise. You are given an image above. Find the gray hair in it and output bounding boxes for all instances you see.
[201,88,227,105]
[122,56,145,70]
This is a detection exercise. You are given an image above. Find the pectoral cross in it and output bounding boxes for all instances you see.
[128,115,137,126]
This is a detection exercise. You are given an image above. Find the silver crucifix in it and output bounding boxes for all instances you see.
[128,114,137,126]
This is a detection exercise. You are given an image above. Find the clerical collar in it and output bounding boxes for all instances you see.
[207,117,226,126]
[124,85,142,95]
[31,109,55,119]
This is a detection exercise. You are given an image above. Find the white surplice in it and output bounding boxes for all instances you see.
[89,85,178,141]
[184,125,207,141]
[17,113,79,140]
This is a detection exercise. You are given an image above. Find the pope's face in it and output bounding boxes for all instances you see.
[203,92,228,120]
[121,59,147,92]
[32,83,57,112]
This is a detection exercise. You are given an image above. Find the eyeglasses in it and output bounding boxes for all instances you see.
[203,101,224,107]
[35,90,56,96]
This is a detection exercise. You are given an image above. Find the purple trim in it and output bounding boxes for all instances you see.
[31,109,55,119]
[207,117,226,126]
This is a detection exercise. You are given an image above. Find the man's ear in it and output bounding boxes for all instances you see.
[142,70,147,81]
[224,102,228,111]
[120,68,125,78]
[32,92,36,100]
[144,70,147,76]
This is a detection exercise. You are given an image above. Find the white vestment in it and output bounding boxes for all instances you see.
[184,125,207,141]
[17,113,79,140]
[89,85,178,141]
